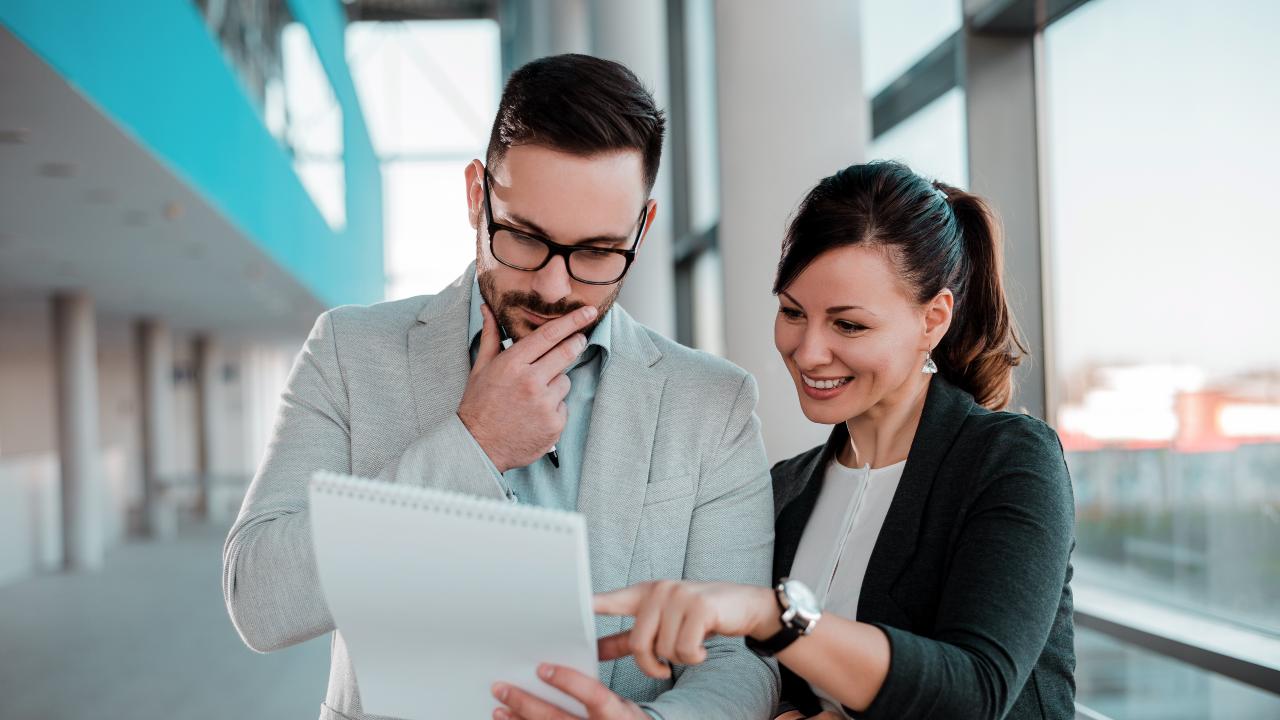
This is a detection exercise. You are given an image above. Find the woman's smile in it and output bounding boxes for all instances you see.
[799,373,854,400]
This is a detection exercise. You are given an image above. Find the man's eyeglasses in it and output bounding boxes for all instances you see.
[482,170,646,286]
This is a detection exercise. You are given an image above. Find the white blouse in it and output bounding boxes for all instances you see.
[788,457,906,717]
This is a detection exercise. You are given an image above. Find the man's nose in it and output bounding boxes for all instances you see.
[530,254,574,305]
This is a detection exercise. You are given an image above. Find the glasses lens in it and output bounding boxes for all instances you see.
[569,248,628,284]
[492,229,549,270]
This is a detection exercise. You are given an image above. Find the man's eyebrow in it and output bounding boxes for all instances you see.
[506,212,633,247]
[578,234,633,247]
[505,211,550,237]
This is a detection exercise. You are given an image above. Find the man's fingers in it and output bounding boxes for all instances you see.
[475,303,503,370]
[548,370,573,402]
[597,631,632,661]
[535,664,623,717]
[508,305,597,363]
[531,333,587,381]
[492,683,576,720]
[593,584,648,617]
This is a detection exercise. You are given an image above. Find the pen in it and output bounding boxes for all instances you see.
[497,320,561,469]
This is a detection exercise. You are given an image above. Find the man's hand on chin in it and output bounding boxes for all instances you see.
[491,664,650,720]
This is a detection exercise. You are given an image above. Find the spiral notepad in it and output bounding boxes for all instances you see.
[309,471,597,719]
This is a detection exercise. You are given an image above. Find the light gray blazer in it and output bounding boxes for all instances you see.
[221,265,779,720]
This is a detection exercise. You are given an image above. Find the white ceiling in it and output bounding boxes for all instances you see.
[0,26,326,339]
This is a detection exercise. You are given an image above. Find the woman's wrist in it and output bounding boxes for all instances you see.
[748,584,784,640]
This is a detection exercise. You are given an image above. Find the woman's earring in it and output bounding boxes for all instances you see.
[922,350,938,374]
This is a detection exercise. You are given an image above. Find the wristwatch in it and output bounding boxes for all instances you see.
[745,577,822,657]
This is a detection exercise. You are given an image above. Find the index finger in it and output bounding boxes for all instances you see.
[593,584,648,617]
[506,305,597,364]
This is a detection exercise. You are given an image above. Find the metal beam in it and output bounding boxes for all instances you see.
[967,0,1094,35]
[871,31,961,139]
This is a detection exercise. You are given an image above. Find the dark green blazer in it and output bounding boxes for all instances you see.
[771,376,1076,719]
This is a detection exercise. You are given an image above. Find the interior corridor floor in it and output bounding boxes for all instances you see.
[0,521,330,720]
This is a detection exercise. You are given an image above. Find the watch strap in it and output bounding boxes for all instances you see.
[745,625,803,657]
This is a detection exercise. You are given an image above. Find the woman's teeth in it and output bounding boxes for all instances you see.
[802,375,851,390]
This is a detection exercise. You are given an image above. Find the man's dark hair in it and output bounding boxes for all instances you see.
[487,54,666,191]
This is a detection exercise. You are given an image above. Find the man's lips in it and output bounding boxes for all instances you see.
[519,307,562,326]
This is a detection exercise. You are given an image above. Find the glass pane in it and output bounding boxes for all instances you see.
[860,0,962,96]
[346,20,500,299]
[868,86,968,188]
[1045,0,1280,632]
[281,23,345,229]
[382,161,479,301]
[1075,627,1280,719]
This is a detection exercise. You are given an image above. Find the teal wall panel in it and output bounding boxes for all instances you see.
[0,0,384,308]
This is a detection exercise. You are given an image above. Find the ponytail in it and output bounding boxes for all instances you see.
[932,183,1027,410]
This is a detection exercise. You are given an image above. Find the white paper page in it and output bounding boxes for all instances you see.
[309,472,598,719]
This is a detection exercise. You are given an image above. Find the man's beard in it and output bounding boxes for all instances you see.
[476,266,620,341]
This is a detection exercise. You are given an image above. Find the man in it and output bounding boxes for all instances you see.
[221,54,777,720]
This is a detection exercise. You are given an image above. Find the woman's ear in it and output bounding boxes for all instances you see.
[923,288,954,348]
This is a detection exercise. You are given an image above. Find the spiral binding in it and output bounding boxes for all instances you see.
[310,471,579,535]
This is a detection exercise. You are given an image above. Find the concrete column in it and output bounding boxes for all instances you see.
[503,0,593,78]
[592,0,676,339]
[714,0,868,461]
[136,319,176,538]
[194,335,221,521]
[962,27,1049,419]
[548,0,591,55]
[52,292,104,571]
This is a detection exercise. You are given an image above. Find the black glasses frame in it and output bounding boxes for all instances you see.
[482,169,646,286]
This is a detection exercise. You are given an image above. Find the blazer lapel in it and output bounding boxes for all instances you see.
[859,377,974,615]
[407,265,475,447]
[575,306,665,636]
[772,429,843,583]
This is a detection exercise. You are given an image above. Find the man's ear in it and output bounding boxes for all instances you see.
[923,288,954,349]
[464,159,485,230]
[633,199,659,254]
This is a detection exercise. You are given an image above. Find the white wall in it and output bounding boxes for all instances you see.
[714,0,869,461]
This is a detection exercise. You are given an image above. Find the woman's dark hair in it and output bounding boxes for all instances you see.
[773,161,1026,410]
[487,54,666,191]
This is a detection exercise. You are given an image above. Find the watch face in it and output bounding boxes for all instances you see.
[782,579,820,615]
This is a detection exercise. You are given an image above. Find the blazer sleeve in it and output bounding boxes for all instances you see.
[640,372,781,720]
[860,417,1075,720]
[221,309,503,653]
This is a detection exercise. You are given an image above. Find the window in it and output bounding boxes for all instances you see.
[346,20,500,300]
[1044,0,1280,635]
[194,0,347,229]
[860,0,961,96]
[868,85,967,187]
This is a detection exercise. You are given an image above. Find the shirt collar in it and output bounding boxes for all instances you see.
[468,276,612,367]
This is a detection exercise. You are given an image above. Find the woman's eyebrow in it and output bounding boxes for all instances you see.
[780,291,878,317]
[827,304,877,317]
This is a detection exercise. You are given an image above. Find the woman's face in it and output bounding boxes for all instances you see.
[774,244,948,425]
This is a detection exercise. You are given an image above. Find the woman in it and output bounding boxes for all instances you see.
[497,161,1076,720]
